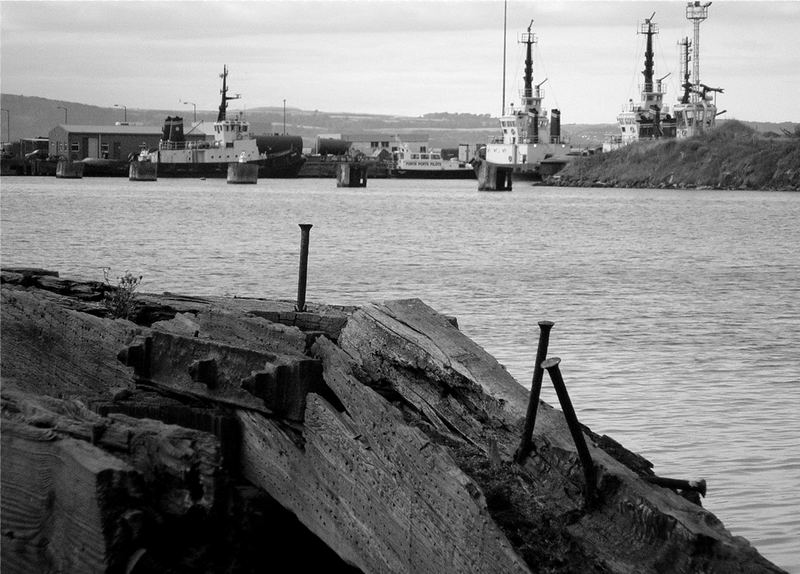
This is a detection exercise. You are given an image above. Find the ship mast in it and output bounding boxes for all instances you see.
[217,65,241,122]
[520,20,536,115]
[641,13,656,94]
[679,37,692,104]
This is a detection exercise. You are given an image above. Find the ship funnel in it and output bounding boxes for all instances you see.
[550,109,561,143]
[162,116,185,143]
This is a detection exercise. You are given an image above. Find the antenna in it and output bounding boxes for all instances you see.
[501,0,507,116]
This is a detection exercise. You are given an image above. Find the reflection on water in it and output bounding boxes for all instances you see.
[2,177,798,572]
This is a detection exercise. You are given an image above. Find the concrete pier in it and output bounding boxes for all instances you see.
[336,161,368,187]
[227,162,259,184]
[55,158,84,179]
[475,159,512,191]
[129,160,157,181]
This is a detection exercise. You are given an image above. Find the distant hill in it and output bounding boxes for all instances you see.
[553,121,800,191]
[1,93,797,151]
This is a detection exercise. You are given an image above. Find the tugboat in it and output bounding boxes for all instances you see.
[137,66,305,178]
[473,19,578,191]
[603,13,676,152]
[604,2,722,150]
[673,2,723,138]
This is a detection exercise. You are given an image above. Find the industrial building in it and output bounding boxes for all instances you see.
[47,121,212,161]
[317,132,430,157]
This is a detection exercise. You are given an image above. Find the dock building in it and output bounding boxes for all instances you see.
[47,121,212,161]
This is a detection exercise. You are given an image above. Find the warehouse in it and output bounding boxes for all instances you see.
[47,121,213,161]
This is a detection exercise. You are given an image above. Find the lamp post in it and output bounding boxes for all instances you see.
[57,105,68,123]
[182,101,197,123]
[283,99,286,135]
[114,104,127,123]
[1,108,9,142]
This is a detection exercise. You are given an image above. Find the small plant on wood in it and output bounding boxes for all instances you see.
[103,268,142,319]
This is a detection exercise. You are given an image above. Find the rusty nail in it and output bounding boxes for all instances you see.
[542,357,597,504]
[515,320,554,463]
[296,223,313,312]
[646,476,707,498]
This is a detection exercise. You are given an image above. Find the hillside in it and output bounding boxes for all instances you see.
[6,93,795,152]
[553,121,800,191]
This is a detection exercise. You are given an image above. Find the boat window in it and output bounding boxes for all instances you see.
[411,154,419,160]
[431,154,440,160]
[421,154,428,160]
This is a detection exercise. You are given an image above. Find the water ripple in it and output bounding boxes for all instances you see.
[2,178,798,572]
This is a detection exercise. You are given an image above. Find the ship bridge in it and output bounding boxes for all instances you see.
[214,114,250,147]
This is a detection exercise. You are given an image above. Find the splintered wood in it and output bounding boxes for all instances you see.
[0,271,786,574]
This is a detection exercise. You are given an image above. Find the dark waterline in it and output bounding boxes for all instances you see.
[2,176,798,572]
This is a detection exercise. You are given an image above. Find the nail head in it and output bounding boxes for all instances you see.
[541,357,561,369]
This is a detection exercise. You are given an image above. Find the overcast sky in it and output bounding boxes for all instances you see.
[1,1,798,123]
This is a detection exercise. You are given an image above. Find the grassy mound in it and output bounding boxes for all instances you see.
[554,121,800,190]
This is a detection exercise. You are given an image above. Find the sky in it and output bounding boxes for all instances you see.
[1,0,799,124]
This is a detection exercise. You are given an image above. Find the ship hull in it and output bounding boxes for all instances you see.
[390,168,475,180]
[80,159,129,177]
[150,155,305,179]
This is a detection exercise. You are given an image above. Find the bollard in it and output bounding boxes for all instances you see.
[514,320,555,463]
[296,224,313,312]
[542,357,597,504]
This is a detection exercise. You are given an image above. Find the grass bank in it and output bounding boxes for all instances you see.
[552,121,800,191]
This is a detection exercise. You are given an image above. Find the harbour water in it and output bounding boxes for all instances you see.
[2,177,798,572]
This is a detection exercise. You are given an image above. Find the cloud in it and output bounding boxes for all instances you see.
[2,1,799,122]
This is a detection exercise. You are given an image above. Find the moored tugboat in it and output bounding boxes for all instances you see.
[135,66,305,178]
[473,20,579,191]
[604,2,723,151]
[603,13,676,152]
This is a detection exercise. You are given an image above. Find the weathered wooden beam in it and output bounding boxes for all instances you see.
[336,298,784,573]
[1,274,786,573]
[117,314,324,421]
[1,389,222,574]
[238,336,532,574]
[1,286,141,401]
[1,420,139,574]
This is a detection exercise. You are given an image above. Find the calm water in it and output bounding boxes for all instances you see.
[2,176,798,571]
